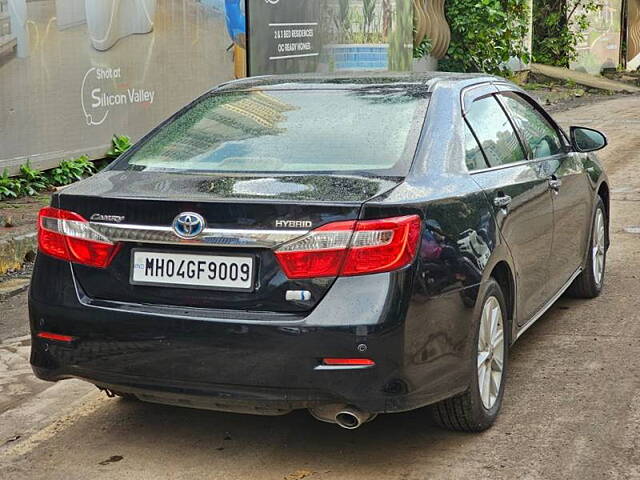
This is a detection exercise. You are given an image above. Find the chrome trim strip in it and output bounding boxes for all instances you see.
[516,267,582,340]
[78,295,307,326]
[90,222,308,248]
[71,267,307,325]
[313,365,375,371]
[468,154,566,175]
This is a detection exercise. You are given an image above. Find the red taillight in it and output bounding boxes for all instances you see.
[342,216,422,276]
[37,332,75,343]
[322,358,376,366]
[38,207,120,268]
[275,215,421,279]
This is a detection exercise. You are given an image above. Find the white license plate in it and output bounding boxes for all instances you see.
[131,250,254,291]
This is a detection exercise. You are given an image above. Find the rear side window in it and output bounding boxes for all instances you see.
[500,92,563,159]
[115,88,429,176]
[465,96,526,168]
[464,123,488,171]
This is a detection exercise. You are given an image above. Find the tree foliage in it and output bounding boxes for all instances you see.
[440,0,531,75]
[532,0,602,66]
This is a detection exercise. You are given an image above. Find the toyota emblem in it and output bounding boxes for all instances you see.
[173,212,206,239]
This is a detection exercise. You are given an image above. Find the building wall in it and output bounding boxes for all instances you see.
[570,0,623,74]
[0,0,235,175]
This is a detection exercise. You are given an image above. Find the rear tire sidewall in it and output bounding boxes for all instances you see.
[468,279,510,428]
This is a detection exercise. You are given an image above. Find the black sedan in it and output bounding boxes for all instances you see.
[29,73,609,431]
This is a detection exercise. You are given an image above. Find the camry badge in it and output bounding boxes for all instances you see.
[173,212,206,239]
[90,214,125,223]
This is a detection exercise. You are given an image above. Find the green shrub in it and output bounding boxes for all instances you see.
[106,134,133,159]
[413,34,433,60]
[0,156,98,201]
[0,170,21,200]
[18,162,49,197]
[49,155,96,186]
[441,0,531,75]
[1,133,132,201]
[532,0,601,67]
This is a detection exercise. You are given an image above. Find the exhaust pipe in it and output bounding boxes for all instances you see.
[309,404,375,429]
[335,406,375,430]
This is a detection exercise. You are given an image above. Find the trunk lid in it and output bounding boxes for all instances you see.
[58,170,401,313]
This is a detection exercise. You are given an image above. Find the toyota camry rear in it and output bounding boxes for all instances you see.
[30,74,610,431]
[29,77,435,428]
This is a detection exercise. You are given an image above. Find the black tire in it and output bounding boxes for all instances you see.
[429,278,510,432]
[567,197,607,299]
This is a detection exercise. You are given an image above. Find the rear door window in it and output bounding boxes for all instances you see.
[465,96,526,168]
[464,123,488,171]
[499,92,563,159]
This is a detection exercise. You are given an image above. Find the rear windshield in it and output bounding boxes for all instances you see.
[114,87,429,176]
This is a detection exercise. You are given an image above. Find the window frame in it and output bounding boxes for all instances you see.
[461,82,572,174]
[463,120,491,171]
[462,86,529,171]
[494,89,570,161]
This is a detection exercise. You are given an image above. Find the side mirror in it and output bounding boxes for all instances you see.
[570,126,608,153]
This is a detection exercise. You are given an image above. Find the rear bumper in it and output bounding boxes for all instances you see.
[29,297,419,414]
[29,256,471,414]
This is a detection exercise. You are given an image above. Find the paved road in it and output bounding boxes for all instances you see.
[1,96,640,479]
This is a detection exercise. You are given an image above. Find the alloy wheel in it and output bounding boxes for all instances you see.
[477,296,505,410]
[592,209,606,286]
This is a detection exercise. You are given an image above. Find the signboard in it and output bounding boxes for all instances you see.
[571,0,623,74]
[247,0,321,75]
[0,0,235,175]
[246,0,413,76]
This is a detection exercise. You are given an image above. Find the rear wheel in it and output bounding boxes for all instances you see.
[568,197,607,299]
[430,279,509,432]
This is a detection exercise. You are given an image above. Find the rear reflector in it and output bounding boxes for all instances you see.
[322,358,376,366]
[38,207,120,268]
[275,215,421,279]
[37,332,75,343]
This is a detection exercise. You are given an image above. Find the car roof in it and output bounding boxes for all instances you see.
[215,72,503,93]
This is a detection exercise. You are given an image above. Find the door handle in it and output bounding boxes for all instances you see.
[493,194,512,209]
[549,177,563,191]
